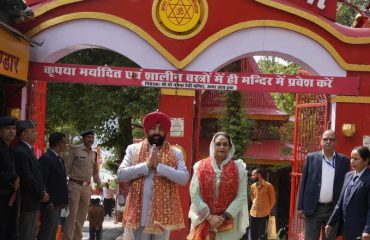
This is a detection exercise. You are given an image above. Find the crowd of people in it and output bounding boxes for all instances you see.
[0,116,111,240]
[117,113,370,240]
[1,111,370,240]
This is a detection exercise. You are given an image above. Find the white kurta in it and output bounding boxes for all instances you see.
[189,159,249,240]
[117,141,189,226]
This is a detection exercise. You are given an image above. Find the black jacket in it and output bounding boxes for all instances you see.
[14,141,45,212]
[0,138,18,225]
[328,169,370,240]
[39,149,68,206]
[298,151,350,216]
[0,138,17,196]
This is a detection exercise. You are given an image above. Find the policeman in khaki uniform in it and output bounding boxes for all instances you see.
[63,130,102,240]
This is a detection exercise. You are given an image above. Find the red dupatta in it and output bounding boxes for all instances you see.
[188,157,238,240]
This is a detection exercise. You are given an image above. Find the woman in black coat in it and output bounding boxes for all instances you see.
[325,146,370,240]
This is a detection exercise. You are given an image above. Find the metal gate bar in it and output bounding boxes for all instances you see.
[289,93,328,239]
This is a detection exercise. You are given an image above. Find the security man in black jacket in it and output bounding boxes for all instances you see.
[0,116,18,240]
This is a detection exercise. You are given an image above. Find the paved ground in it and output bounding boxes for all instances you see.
[82,215,124,240]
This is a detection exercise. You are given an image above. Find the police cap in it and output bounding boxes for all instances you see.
[81,129,95,137]
[0,116,17,127]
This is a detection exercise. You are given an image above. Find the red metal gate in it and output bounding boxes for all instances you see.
[289,93,329,239]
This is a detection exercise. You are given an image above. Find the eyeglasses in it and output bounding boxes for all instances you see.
[322,138,336,142]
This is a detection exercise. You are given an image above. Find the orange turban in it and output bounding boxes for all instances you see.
[143,111,171,134]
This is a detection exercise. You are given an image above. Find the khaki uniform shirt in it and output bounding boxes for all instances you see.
[66,144,101,184]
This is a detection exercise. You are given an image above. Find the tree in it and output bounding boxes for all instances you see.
[46,48,159,173]
[217,91,253,160]
[257,56,300,115]
[214,61,254,160]
[336,0,369,26]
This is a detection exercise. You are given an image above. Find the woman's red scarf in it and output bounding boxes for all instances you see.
[123,139,184,234]
[188,157,239,240]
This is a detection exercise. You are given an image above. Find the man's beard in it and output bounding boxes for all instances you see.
[148,134,165,146]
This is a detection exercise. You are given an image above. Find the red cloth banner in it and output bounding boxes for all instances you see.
[29,62,360,95]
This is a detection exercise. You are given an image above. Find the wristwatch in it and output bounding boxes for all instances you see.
[222,212,232,220]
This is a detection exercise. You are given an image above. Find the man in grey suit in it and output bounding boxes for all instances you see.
[297,129,350,240]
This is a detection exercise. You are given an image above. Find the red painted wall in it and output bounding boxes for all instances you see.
[159,92,195,239]
[335,102,370,157]
[348,71,370,96]
[335,72,370,157]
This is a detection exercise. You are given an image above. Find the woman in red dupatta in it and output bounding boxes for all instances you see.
[188,132,249,240]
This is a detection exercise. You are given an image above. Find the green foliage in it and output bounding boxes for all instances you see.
[132,119,144,139]
[336,2,357,26]
[102,148,122,175]
[267,164,291,172]
[256,56,298,157]
[279,121,295,156]
[268,125,280,135]
[108,179,118,190]
[257,57,300,75]
[257,56,299,116]
[46,48,159,174]
[336,0,369,27]
[272,93,296,116]
[217,92,253,160]
[132,127,144,139]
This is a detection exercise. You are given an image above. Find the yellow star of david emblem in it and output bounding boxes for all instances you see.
[156,0,203,33]
[153,0,208,39]
[167,0,193,26]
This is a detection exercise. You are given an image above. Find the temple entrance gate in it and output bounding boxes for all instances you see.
[16,0,370,238]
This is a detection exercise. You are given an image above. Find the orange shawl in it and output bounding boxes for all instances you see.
[123,139,184,234]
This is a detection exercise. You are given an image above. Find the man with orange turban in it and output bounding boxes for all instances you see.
[117,111,189,240]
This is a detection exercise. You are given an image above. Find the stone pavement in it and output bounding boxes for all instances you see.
[82,215,124,240]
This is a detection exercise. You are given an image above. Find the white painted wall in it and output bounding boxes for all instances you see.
[30,20,175,69]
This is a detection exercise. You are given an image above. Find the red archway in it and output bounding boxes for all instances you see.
[16,0,370,238]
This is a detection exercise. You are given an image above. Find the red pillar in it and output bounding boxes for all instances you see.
[159,89,195,239]
[334,72,370,155]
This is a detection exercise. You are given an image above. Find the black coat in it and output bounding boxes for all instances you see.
[328,169,370,240]
[39,149,68,206]
[0,138,17,196]
[14,141,45,212]
[0,138,17,224]
[298,151,350,216]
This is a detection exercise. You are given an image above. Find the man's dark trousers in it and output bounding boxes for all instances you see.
[250,215,269,240]
[89,227,102,240]
[37,204,63,240]
[0,196,16,240]
[18,211,38,240]
[304,204,338,240]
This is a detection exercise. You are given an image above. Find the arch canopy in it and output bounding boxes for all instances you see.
[18,0,370,71]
